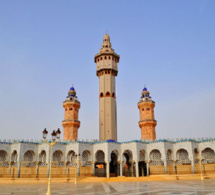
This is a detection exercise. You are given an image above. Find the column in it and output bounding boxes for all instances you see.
[146,161,149,176]
[120,161,123,177]
[174,161,177,175]
[77,158,80,177]
[92,162,95,176]
[164,159,167,174]
[8,162,11,174]
[36,162,39,178]
[106,162,110,179]
[135,161,139,178]
[47,164,50,178]
[17,162,21,178]
[191,159,195,174]
[64,162,67,174]
[130,162,133,177]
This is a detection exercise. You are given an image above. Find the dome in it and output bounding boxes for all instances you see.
[107,139,115,143]
[70,87,75,91]
[143,87,147,91]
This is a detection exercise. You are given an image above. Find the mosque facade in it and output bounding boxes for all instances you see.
[0,34,215,179]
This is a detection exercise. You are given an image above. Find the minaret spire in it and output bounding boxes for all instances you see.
[138,87,157,141]
[62,86,80,141]
[94,34,120,141]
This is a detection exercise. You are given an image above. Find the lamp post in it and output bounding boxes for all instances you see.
[42,128,61,195]
[72,153,80,185]
[199,153,204,181]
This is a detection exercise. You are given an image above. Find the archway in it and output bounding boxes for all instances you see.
[139,150,147,176]
[110,150,118,177]
[95,150,106,177]
[122,150,133,177]
[176,148,192,174]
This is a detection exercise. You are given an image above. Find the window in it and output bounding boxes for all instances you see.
[65,108,67,111]
[105,56,107,60]
[100,57,102,60]
[69,108,73,111]
[109,56,111,60]
[142,108,144,111]
[106,92,110,96]
[112,92,115,97]
[146,108,150,111]
[100,93,104,97]
[97,59,99,62]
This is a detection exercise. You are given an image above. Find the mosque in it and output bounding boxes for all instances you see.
[0,34,215,179]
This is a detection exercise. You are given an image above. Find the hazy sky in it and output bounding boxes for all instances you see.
[0,1,214,142]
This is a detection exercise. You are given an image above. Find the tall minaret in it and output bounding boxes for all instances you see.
[94,33,120,141]
[62,87,80,141]
[138,87,157,141]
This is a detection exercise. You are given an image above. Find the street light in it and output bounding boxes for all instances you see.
[42,128,61,195]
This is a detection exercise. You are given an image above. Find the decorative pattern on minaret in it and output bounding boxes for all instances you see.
[138,87,157,141]
[62,87,80,141]
[94,34,120,141]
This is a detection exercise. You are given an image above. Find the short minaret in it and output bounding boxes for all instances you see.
[62,87,80,141]
[94,33,120,141]
[138,87,157,141]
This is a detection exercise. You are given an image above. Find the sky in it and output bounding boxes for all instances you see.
[0,1,214,142]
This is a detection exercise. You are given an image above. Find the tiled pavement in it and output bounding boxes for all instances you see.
[0,180,215,194]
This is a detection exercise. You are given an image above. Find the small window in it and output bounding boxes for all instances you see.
[109,56,111,60]
[106,92,110,96]
[106,45,108,48]
[105,71,107,74]
[69,108,73,110]
[105,56,107,60]
[142,108,144,111]
[100,57,102,60]
[97,59,99,62]
[146,108,150,111]
[65,108,67,111]
[112,92,115,97]
[100,93,104,97]
[108,70,110,74]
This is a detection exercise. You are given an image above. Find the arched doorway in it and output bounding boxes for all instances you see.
[122,150,133,177]
[139,150,147,176]
[95,150,106,177]
[110,151,118,177]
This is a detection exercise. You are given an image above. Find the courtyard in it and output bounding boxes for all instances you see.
[0,180,215,195]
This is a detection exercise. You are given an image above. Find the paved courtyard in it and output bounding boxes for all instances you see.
[0,180,215,195]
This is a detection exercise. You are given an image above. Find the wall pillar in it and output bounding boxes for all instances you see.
[8,162,11,174]
[106,162,110,179]
[146,161,149,176]
[92,162,95,176]
[191,159,195,174]
[164,159,167,174]
[120,162,123,176]
[47,162,50,178]
[17,162,21,178]
[36,162,39,178]
[135,161,139,178]
[77,159,80,176]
